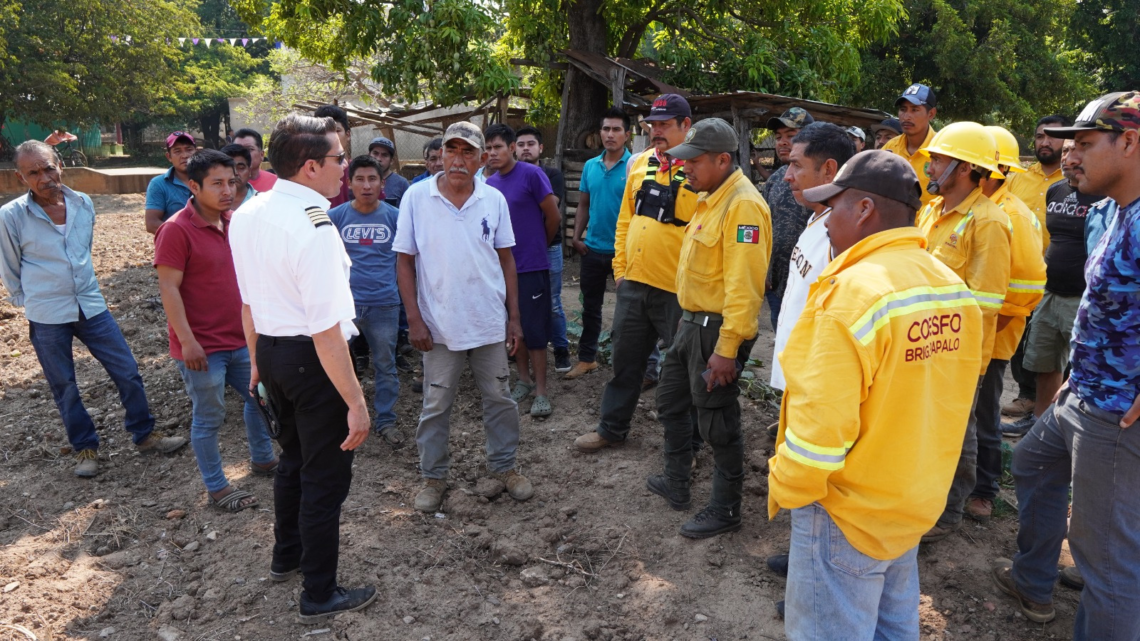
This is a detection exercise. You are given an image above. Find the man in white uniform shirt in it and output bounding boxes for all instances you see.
[395,121,534,514]
[771,123,857,391]
[229,114,377,622]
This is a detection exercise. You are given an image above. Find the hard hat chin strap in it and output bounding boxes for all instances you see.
[927,159,960,195]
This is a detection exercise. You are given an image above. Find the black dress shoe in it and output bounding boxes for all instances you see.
[680,507,742,539]
[299,586,378,622]
[766,553,789,578]
[269,560,300,582]
[646,475,691,511]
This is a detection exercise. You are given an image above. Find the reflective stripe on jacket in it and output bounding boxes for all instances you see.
[990,186,1046,360]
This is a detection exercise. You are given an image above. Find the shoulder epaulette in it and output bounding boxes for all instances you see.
[305,205,331,228]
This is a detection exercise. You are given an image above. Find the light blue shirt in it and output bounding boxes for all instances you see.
[0,187,108,324]
[580,148,631,253]
[145,167,193,221]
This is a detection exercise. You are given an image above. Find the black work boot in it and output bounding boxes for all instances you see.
[646,475,691,511]
[298,586,378,622]
[766,553,789,577]
[680,506,742,539]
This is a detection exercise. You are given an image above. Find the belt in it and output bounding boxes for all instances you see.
[681,310,723,327]
[265,335,313,344]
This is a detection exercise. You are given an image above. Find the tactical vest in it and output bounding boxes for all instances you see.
[634,154,692,227]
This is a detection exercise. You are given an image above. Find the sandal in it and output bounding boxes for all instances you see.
[249,459,279,476]
[209,488,259,513]
[510,381,535,403]
[530,395,553,417]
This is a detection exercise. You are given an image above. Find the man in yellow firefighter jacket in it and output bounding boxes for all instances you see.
[914,122,1013,542]
[769,150,983,639]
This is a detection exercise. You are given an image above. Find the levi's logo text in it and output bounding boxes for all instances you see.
[340,223,392,246]
[905,313,962,362]
[737,225,760,244]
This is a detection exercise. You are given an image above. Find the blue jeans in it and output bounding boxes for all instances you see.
[1011,388,1140,641]
[786,503,920,640]
[765,291,782,331]
[28,310,154,452]
[175,347,276,493]
[547,245,568,350]
[354,304,400,432]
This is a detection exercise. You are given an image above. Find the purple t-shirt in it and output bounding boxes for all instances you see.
[487,161,553,273]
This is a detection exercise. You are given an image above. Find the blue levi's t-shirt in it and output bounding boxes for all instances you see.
[1069,196,1140,415]
[328,199,401,307]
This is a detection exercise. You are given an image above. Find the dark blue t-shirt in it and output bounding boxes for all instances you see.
[328,200,400,307]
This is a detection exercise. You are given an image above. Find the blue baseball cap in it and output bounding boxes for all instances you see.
[368,136,396,154]
[895,84,937,109]
[645,94,692,122]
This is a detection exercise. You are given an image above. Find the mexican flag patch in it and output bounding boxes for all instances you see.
[737,225,760,244]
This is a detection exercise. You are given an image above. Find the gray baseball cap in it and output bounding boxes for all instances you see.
[442,121,485,151]
[665,118,738,160]
[802,150,923,211]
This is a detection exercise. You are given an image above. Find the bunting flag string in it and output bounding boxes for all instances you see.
[107,36,279,48]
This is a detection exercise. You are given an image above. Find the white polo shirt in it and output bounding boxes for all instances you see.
[771,208,833,390]
[393,174,516,351]
[230,178,358,341]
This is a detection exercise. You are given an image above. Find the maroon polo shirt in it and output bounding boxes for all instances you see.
[153,198,246,360]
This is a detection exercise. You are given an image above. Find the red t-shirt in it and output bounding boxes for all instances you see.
[153,199,246,360]
[328,165,352,207]
[248,170,278,192]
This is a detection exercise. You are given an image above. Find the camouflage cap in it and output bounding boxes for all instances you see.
[1044,91,1140,139]
[766,107,815,131]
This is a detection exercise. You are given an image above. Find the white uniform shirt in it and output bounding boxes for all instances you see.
[230,178,358,341]
[771,208,833,390]
[393,175,516,351]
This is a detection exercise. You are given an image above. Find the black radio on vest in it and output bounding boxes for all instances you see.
[634,154,691,227]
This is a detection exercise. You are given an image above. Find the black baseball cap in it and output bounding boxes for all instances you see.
[871,118,903,135]
[895,84,937,109]
[802,150,923,211]
[645,94,692,122]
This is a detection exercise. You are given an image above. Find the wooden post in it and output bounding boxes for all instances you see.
[732,104,751,177]
[553,67,575,174]
[610,67,627,108]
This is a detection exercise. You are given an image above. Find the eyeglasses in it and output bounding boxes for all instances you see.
[324,152,346,163]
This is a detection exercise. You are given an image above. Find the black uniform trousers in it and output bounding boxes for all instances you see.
[657,315,756,517]
[257,335,353,603]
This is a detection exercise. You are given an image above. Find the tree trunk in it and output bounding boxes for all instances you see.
[121,122,146,156]
[199,106,223,149]
[560,0,611,155]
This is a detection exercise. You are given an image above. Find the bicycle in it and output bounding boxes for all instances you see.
[54,140,87,168]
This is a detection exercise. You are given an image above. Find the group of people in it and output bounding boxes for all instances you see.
[0,84,1137,639]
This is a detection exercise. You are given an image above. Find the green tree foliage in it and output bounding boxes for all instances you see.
[143,0,274,148]
[231,0,520,106]
[236,0,905,119]
[849,0,1091,134]
[0,0,197,129]
[1070,0,1140,91]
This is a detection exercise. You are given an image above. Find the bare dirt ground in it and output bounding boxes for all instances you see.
[0,194,1080,640]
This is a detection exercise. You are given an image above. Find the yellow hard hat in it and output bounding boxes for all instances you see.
[919,122,1003,177]
[983,126,1026,174]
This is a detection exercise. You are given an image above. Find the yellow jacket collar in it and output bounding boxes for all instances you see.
[821,227,928,280]
[946,187,989,216]
[696,168,747,208]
